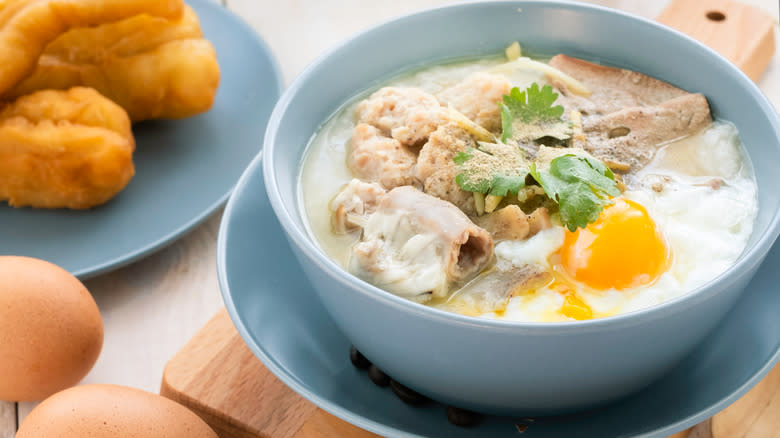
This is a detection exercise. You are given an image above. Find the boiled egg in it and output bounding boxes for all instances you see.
[560,197,670,291]
[492,121,757,322]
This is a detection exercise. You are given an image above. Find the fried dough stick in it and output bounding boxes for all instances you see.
[8,6,220,121]
[0,0,184,95]
[0,87,135,209]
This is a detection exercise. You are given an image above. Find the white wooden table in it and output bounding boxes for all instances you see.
[1,0,778,436]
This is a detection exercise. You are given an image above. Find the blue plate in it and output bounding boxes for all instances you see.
[219,154,780,438]
[0,0,283,279]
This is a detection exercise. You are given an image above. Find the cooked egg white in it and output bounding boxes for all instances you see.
[481,122,757,322]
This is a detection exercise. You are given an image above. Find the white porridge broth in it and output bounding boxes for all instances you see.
[298,49,758,322]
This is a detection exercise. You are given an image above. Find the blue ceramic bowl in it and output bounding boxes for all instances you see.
[259,1,780,415]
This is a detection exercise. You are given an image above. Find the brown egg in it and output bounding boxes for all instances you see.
[0,256,103,401]
[17,384,219,437]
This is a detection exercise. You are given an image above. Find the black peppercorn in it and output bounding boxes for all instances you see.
[368,365,391,387]
[445,406,480,427]
[349,346,371,369]
[389,379,430,405]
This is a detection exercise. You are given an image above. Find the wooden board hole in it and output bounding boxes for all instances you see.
[706,11,727,21]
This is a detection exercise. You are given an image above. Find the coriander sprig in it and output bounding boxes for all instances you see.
[453,142,529,198]
[453,82,619,230]
[499,83,572,143]
[530,154,620,231]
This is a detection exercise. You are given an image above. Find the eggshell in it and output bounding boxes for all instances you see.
[16,384,219,438]
[0,256,103,401]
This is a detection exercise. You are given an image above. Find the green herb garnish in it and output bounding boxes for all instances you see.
[453,82,617,230]
[529,154,620,231]
[453,142,529,197]
[499,83,572,143]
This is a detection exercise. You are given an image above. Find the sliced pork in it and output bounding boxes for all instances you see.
[548,54,689,117]
[437,72,512,133]
[447,265,552,313]
[475,205,553,241]
[545,55,713,173]
[330,179,387,234]
[356,87,448,147]
[349,186,493,302]
[416,123,479,215]
[348,123,419,189]
[583,93,713,173]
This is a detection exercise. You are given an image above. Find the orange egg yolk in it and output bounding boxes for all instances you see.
[560,198,669,291]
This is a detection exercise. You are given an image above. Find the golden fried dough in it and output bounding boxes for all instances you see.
[8,6,221,121]
[0,87,135,209]
[0,0,184,96]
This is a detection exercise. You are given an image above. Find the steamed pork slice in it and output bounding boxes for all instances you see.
[423,169,478,217]
[349,186,493,302]
[475,205,552,241]
[330,179,387,233]
[348,123,419,189]
[416,123,476,181]
[583,94,713,173]
[447,264,552,314]
[528,207,553,235]
[548,54,689,117]
[416,123,478,215]
[437,72,512,132]
[476,205,529,240]
[356,87,448,147]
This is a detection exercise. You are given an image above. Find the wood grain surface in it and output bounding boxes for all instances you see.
[712,363,780,437]
[160,310,380,438]
[0,402,13,438]
[669,362,780,438]
[4,0,779,435]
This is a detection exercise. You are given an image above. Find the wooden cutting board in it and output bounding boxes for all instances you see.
[160,1,776,436]
[656,0,775,82]
[160,309,380,438]
[161,310,779,438]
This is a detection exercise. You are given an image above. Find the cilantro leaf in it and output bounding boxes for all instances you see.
[453,142,529,197]
[453,151,472,165]
[503,83,564,123]
[490,174,528,197]
[499,83,571,143]
[455,164,491,194]
[500,101,514,142]
[549,155,619,198]
[529,154,620,231]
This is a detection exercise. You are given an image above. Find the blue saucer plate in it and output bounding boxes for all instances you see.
[1,0,283,279]
[219,154,780,438]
